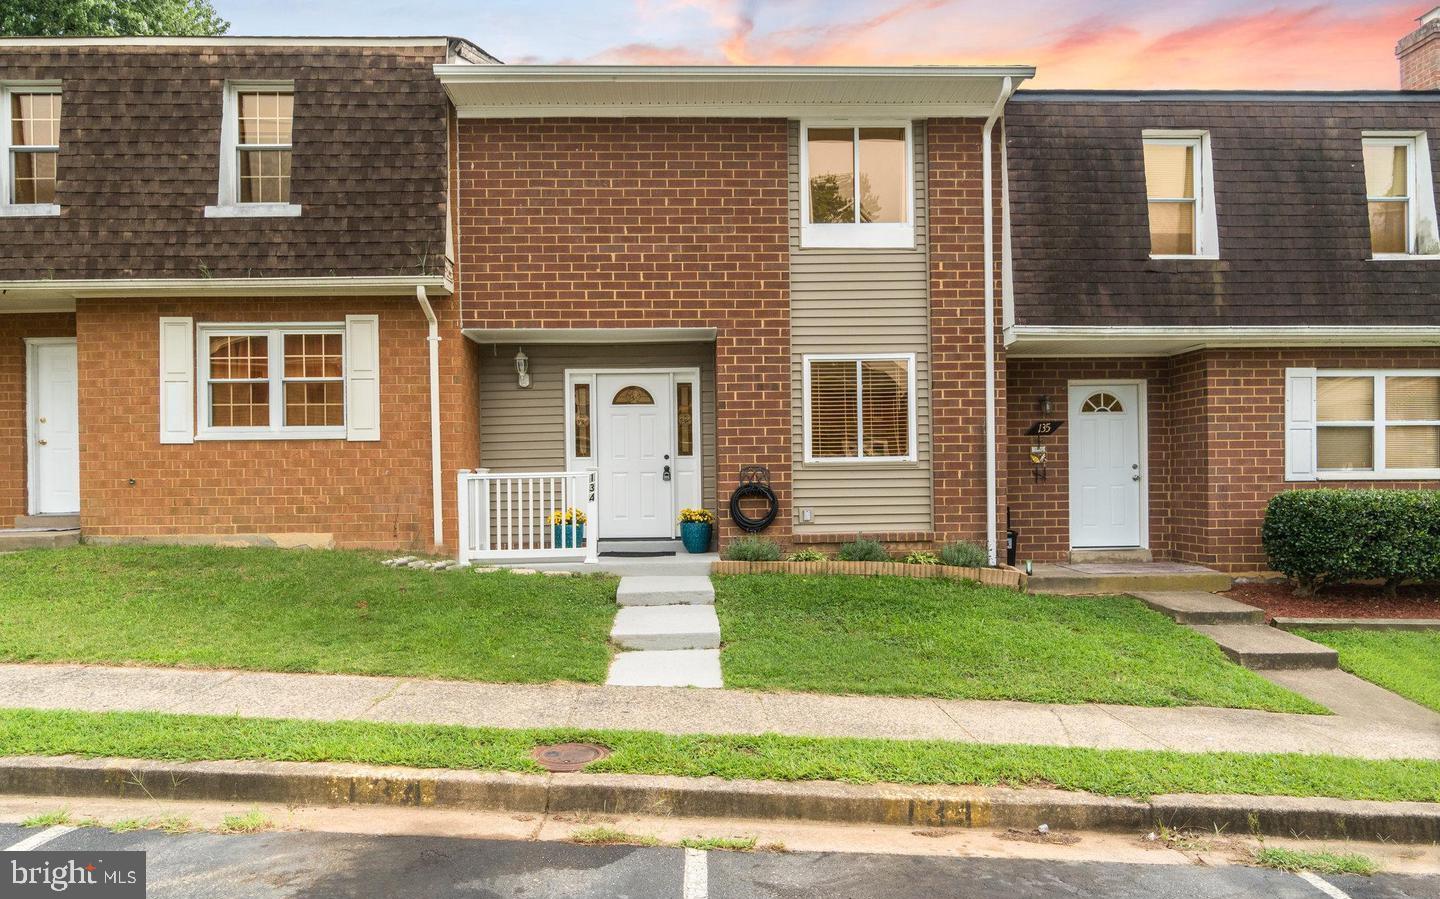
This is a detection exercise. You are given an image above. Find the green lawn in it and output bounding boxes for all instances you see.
[1297,629,1440,713]
[0,707,1435,802]
[715,575,1323,713]
[0,545,617,683]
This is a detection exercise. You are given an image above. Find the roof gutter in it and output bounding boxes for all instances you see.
[0,275,452,300]
[983,75,1016,567]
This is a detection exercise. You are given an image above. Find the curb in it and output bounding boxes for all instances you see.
[0,756,1436,843]
[1272,617,1440,632]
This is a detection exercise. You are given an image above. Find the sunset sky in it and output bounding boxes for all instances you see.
[223,0,1429,89]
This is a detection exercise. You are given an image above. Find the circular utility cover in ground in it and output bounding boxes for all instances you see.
[531,743,610,772]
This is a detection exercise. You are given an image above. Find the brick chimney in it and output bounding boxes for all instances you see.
[1399,6,1440,89]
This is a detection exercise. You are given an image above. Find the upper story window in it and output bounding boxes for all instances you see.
[1363,134,1438,258]
[800,122,913,249]
[1142,131,1218,259]
[205,81,301,218]
[1,84,61,216]
[803,354,916,463]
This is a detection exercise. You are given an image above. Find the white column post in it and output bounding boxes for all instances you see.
[584,468,599,564]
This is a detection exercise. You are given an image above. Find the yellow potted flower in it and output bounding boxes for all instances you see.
[549,507,587,548]
[678,507,715,553]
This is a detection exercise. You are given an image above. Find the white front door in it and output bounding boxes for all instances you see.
[1068,383,1143,549]
[596,373,675,539]
[28,339,80,515]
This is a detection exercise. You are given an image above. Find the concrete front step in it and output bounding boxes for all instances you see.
[611,605,721,651]
[0,528,79,551]
[14,514,79,530]
[1028,563,1233,596]
[1189,624,1339,670]
[1130,591,1265,625]
[616,575,715,606]
[605,649,723,688]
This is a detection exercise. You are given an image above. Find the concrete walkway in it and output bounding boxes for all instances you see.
[2,662,1437,761]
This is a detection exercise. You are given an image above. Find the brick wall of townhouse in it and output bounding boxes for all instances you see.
[75,296,455,550]
[1,312,78,524]
[928,119,1006,550]
[455,117,792,547]
[1007,348,1440,572]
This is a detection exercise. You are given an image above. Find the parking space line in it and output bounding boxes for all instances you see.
[6,826,77,852]
[683,847,707,899]
[1296,871,1352,899]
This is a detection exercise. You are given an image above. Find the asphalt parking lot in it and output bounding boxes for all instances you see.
[2,823,1438,898]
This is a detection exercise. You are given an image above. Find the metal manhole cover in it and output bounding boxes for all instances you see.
[531,743,610,772]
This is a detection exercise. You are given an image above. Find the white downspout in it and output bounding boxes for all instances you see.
[982,76,1015,567]
[416,285,444,549]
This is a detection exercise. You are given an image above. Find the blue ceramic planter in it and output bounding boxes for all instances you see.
[680,521,712,554]
[553,523,585,548]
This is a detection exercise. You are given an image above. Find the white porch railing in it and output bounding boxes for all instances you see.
[457,469,599,564]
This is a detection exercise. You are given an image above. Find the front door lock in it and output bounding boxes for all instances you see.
[663,465,672,482]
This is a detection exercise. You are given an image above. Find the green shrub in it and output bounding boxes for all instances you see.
[938,540,988,569]
[785,549,827,562]
[903,551,939,565]
[836,538,890,562]
[723,536,783,562]
[1262,489,1440,594]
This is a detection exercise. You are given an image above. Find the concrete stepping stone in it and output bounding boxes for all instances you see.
[616,576,715,606]
[1189,624,1339,670]
[1130,591,1265,625]
[611,605,721,651]
[606,649,723,688]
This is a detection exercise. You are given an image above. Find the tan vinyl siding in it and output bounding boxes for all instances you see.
[789,120,933,534]
[478,343,717,517]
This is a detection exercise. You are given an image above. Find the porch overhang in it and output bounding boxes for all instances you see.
[434,64,1034,119]
[462,327,717,345]
[0,275,452,306]
[1005,325,1440,357]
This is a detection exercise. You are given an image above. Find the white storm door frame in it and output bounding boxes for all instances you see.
[1067,379,1149,550]
[25,337,81,516]
[565,367,702,539]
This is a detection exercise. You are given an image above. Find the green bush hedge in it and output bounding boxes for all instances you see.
[1262,489,1440,594]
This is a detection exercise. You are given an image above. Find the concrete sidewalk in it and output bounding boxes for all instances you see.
[1,662,1437,761]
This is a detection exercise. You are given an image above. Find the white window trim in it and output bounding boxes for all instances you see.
[1364,132,1439,260]
[204,80,302,219]
[1142,130,1219,260]
[1289,369,1440,481]
[801,352,917,464]
[196,322,344,441]
[0,81,61,217]
[798,121,914,250]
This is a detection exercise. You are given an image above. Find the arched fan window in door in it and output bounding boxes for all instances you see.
[1080,392,1124,413]
[612,385,655,405]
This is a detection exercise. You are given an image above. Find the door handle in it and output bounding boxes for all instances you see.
[663,465,672,482]
[36,439,48,446]
[1131,472,1141,481]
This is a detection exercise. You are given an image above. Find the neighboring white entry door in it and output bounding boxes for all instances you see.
[1068,383,1143,549]
[596,373,675,539]
[27,339,80,515]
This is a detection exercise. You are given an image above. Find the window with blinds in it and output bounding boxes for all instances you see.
[1316,372,1440,475]
[805,355,914,462]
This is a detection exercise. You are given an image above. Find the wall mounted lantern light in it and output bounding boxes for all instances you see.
[515,348,531,388]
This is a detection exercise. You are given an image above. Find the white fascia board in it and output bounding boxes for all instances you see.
[0,275,452,300]
[434,64,1037,82]
[0,36,453,47]
[1006,324,1440,356]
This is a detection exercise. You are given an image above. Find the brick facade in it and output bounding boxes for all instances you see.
[1007,348,1440,573]
[0,313,78,524]
[75,296,456,550]
[928,120,1006,550]
[454,118,792,547]
[1399,14,1440,90]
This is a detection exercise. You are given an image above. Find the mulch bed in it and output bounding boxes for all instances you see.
[1224,584,1440,622]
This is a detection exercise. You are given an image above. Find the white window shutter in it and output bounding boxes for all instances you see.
[158,317,195,444]
[345,314,381,442]
[1285,367,1317,481]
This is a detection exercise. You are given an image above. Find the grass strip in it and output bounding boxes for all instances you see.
[0,707,1436,803]
[715,575,1324,713]
[1252,846,1380,876]
[1297,629,1440,714]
